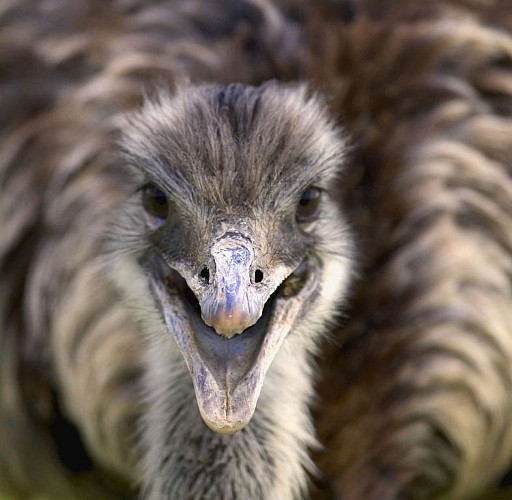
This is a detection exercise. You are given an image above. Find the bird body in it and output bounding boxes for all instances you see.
[1,0,512,499]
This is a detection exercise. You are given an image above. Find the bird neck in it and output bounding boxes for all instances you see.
[140,336,317,499]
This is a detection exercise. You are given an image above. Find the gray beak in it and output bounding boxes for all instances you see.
[153,231,318,434]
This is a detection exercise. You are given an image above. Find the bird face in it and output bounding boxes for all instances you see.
[118,82,351,434]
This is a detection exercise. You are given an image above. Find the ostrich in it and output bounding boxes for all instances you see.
[2,0,512,499]
[113,82,353,498]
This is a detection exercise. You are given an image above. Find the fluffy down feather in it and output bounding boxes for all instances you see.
[1,0,512,499]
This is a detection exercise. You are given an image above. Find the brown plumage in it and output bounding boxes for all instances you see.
[1,1,512,499]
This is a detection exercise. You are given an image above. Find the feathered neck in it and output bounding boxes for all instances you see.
[140,332,318,499]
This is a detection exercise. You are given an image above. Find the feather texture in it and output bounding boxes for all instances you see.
[1,1,512,499]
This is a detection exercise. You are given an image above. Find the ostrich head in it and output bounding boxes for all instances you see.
[113,82,352,435]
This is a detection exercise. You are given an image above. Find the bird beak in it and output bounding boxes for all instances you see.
[152,234,318,434]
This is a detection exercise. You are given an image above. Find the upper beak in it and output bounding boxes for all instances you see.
[199,234,265,338]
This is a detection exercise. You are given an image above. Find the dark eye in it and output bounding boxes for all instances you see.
[296,187,321,224]
[142,184,168,220]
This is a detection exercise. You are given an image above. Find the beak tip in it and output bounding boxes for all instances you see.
[202,308,258,338]
[196,390,255,435]
[202,417,247,434]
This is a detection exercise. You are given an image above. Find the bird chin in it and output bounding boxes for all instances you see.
[151,259,319,434]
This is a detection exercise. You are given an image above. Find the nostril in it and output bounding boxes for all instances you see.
[200,267,210,284]
[254,269,264,283]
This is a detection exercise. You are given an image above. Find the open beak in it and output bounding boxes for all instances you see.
[152,233,317,434]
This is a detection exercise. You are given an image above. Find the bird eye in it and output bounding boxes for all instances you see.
[142,184,168,220]
[296,187,321,224]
